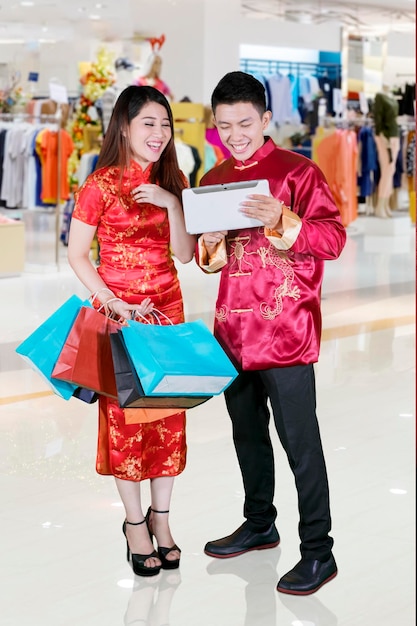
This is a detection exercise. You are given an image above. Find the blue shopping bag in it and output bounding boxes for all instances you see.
[15,295,91,400]
[120,318,238,397]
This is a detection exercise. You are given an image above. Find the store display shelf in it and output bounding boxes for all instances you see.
[0,221,25,276]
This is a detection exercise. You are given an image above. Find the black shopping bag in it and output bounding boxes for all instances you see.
[109,331,212,410]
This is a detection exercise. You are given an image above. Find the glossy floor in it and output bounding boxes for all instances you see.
[0,209,415,626]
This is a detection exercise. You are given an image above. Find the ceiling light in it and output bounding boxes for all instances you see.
[390,22,416,32]
[0,39,26,44]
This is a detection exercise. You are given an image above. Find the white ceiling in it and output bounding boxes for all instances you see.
[0,0,415,43]
[242,0,415,28]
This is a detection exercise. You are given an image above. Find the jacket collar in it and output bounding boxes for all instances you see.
[233,136,275,170]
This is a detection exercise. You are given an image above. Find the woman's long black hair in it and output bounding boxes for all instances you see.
[96,85,185,199]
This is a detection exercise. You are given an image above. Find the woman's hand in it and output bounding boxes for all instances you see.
[239,194,284,232]
[106,296,154,322]
[132,184,177,210]
[132,183,196,263]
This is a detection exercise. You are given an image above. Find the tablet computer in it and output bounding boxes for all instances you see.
[182,179,270,234]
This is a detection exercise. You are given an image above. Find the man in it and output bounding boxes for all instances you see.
[196,71,346,595]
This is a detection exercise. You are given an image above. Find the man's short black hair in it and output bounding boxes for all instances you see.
[211,71,267,117]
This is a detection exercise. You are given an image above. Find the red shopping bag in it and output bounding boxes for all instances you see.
[52,306,120,398]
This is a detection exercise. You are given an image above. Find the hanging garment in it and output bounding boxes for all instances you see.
[373,92,399,140]
[267,73,294,126]
[174,139,195,182]
[36,128,74,203]
[357,125,378,198]
[316,128,358,226]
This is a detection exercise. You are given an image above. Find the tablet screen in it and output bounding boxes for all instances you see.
[182,179,270,234]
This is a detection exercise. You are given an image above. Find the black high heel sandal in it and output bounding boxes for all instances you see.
[145,507,181,570]
[123,519,162,577]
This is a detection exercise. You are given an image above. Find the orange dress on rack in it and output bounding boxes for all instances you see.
[72,161,187,481]
[36,128,74,203]
[315,128,358,227]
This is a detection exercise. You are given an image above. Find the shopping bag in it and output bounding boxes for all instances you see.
[73,387,99,404]
[52,305,120,398]
[110,331,212,409]
[15,295,89,400]
[120,318,238,396]
[124,407,184,425]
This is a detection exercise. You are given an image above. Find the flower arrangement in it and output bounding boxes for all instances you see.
[0,73,30,114]
[67,47,115,186]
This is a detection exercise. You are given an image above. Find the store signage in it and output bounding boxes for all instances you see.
[49,81,68,104]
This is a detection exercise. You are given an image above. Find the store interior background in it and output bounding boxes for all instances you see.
[0,2,415,626]
[0,0,415,270]
[0,0,415,104]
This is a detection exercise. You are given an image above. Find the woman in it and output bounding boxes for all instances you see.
[68,85,196,577]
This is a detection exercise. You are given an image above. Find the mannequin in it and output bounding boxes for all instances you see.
[40,99,69,128]
[135,53,174,101]
[373,85,400,218]
[101,58,135,134]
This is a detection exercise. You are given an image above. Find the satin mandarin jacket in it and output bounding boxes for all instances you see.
[197,137,346,370]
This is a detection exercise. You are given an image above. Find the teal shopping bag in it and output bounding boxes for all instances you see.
[120,318,238,397]
[15,295,91,400]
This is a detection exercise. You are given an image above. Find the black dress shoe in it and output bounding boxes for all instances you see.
[276,554,337,595]
[204,522,280,559]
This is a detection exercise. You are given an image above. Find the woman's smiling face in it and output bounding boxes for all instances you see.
[129,101,172,169]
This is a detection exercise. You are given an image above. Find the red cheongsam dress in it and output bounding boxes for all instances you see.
[72,161,187,481]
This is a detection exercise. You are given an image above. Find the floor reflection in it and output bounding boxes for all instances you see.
[124,570,182,626]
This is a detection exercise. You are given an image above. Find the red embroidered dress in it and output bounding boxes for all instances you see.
[73,162,187,481]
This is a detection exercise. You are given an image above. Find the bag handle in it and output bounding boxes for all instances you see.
[150,309,173,325]
[90,287,114,305]
[90,289,173,326]
[132,308,173,325]
[95,299,127,325]
[90,289,124,322]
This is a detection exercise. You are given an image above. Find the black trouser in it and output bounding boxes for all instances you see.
[224,364,334,561]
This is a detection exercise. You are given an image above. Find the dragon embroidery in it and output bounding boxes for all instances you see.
[259,246,301,320]
[215,234,301,322]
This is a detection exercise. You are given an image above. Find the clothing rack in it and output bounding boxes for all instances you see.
[0,112,58,123]
[321,115,374,129]
[240,59,342,123]
[0,109,64,267]
[240,59,342,81]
